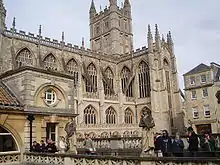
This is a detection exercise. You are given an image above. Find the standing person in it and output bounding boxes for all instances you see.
[160,130,172,157]
[32,141,40,152]
[154,132,162,157]
[172,132,184,157]
[83,133,96,155]
[39,140,46,153]
[200,132,216,157]
[59,136,67,153]
[45,139,58,153]
[139,108,155,155]
[187,127,198,157]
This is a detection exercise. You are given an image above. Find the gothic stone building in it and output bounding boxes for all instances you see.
[0,0,183,150]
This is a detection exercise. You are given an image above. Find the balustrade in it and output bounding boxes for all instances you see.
[0,152,21,164]
[0,152,218,165]
[76,137,142,149]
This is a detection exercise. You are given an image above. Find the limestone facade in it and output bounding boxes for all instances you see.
[183,62,220,133]
[0,0,183,149]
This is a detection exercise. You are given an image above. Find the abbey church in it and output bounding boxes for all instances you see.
[0,0,184,151]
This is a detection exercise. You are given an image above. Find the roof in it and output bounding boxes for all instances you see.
[184,63,211,76]
[0,81,23,110]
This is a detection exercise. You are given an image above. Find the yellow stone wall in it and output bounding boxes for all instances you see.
[0,112,70,151]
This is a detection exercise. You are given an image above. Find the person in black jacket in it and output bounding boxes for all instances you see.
[160,130,172,157]
[32,141,41,152]
[45,139,58,153]
[39,140,46,153]
[187,127,198,157]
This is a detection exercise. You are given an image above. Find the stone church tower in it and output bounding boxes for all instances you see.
[90,0,133,56]
[0,0,183,146]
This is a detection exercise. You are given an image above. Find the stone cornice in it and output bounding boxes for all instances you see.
[24,152,220,162]
[0,66,76,80]
[184,83,213,91]
[191,118,217,124]
[0,108,78,117]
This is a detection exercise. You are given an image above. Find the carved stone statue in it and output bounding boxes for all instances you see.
[216,90,220,104]
[64,117,77,154]
[139,107,155,155]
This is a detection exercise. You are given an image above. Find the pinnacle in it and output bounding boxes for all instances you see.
[147,24,152,39]
[90,0,96,13]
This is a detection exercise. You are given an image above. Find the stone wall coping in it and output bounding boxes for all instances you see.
[0,66,75,81]
[0,108,78,117]
[77,136,142,141]
[3,28,150,64]
[24,152,220,163]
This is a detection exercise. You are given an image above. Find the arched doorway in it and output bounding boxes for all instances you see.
[0,125,19,152]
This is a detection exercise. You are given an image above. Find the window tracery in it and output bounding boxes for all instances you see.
[104,67,114,96]
[85,63,97,93]
[84,105,97,125]
[121,66,133,97]
[15,48,33,67]
[124,108,133,124]
[67,59,79,83]
[138,61,150,98]
[43,54,57,71]
[106,107,116,124]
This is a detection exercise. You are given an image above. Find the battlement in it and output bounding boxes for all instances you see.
[3,27,116,62]
[4,27,155,62]
[133,46,148,56]
[91,5,128,23]
[91,7,111,22]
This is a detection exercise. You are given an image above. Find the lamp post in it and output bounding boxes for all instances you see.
[27,114,35,152]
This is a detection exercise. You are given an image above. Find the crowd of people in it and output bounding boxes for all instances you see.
[32,139,58,153]
[154,127,217,157]
[32,134,96,155]
[32,127,217,157]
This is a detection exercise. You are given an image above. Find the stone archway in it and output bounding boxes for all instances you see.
[0,125,20,152]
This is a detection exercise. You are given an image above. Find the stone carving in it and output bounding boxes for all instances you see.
[216,90,220,104]
[73,158,139,165]
[0,153,20,164]
[139,107,155,155]
[24,154,64,165]
[64,117,77,154]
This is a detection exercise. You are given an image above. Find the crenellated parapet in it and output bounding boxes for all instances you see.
[3,27,118,62]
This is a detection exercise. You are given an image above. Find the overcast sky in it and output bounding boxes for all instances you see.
[4,0,220,89]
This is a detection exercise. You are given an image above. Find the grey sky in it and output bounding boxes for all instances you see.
[4,0,220,89]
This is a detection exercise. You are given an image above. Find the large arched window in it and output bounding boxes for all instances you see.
[124,108,133,124]
[66,59,79,83]
[121,66,133,97]
[43,54,57,71]
[15,48,33,68]
[86,63,97,93]
[138,61,150,98]
[84,105,97,125]
[104,67,114,96]
[0,126,18,152]
[106,107,116,124]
